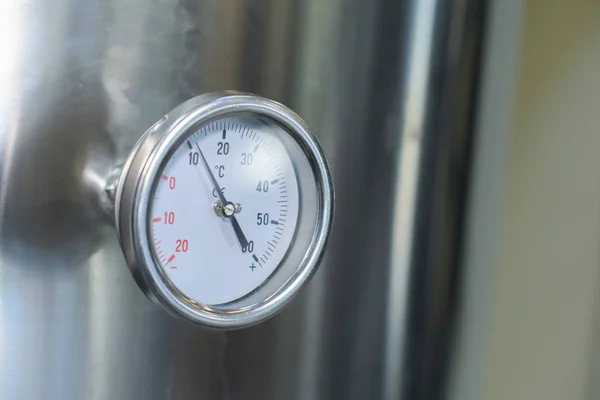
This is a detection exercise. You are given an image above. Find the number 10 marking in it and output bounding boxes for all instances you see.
[164,212,175,224]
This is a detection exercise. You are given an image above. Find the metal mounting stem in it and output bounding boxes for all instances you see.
[100,164,123,222]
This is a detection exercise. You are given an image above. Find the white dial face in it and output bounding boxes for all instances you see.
[150,117,299,305]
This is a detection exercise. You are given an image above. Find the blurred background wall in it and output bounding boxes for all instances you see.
[487,0,600,399]
[455,0,600,399]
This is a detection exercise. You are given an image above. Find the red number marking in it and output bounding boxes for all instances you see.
[175,239,189,252]
[169,176,176,190]
[152,217,162,223]
[164,212,175,224]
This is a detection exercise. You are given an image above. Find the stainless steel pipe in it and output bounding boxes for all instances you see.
[0,0,485,398]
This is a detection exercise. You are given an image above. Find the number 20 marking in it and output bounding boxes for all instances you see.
[176,239,188,252]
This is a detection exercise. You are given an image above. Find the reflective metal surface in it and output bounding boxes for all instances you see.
[0,0,485,399]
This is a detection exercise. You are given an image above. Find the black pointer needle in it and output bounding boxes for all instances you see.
[195,143,250,250]
[228,215,250,251]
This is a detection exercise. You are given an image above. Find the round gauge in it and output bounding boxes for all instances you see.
[151,117,300,305]
[114,92,333,328]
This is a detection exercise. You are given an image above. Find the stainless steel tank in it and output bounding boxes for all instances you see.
[0,0,485,398]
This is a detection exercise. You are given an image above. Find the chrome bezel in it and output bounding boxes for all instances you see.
[115,92,334,329]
